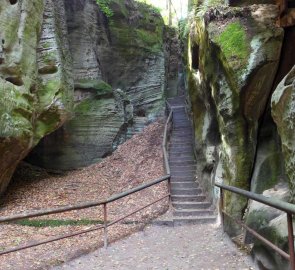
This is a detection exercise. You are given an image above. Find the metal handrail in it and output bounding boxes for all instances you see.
[162,110,172,175]
[215,182,295,269]
[215,183,295,215]
[0,175,170,224]
[0,109,173,256]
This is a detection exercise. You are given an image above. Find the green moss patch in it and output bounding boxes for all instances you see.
[215,21,250,69]
[75,79,112,95]
[13,219,104,227]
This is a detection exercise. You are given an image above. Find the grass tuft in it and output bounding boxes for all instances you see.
[13,219,104,227]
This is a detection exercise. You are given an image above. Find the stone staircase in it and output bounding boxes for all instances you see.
[168,96,216,225]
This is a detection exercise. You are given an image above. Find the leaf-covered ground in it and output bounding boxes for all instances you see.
[0,119,168,270]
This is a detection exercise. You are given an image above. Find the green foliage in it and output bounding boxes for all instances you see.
[195,0,223,16]
[96,0,113,18]
[136,0,162,13]
[14,219,104,227]
[215,22,250,68]
[178,18,189,41]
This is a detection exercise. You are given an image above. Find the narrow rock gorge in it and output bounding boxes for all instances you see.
[1,0,295,269]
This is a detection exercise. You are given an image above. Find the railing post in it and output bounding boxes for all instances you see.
[103,203,108,249]
[220,188,224,230]
[287,213,295,270]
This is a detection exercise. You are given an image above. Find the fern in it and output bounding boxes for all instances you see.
[96,0,114,18]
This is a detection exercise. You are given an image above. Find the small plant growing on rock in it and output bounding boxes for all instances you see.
[96,0,113,18]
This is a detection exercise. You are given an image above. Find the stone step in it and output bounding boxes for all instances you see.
[170,142,193,148]
[170,146,193,152]
[170,166,197,172]
[169,154,195,160]
[173,209,214,217]
[169,160,196,166]
[173,216,216,225]
[173,202,212,210]
[173,121,190,126]
[171,135,193,140]
[171,188,202,195]
[170,103,185,107]
[171,195,206,202]
[171,133,192,138]
[171,171,195,177]
[173,116,189,120]
[171,133,193,138]
[171,174,196,182]
[170,178,196,183]
[169,156,195,162]
[171,182,199,189]
[170,150,194,156]
[173,126,192,130]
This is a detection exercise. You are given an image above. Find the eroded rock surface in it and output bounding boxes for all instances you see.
[26,0,167,171]
[0,0,73,194]
[187,4,283,234]
[272,65,295,200]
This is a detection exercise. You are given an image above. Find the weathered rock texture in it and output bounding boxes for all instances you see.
[187,1,295,269]
[0,0,73,194]
[188,4,284,234]
[26,0,167,170]
[272,65,295,200]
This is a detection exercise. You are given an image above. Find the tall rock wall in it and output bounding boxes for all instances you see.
[0,0,73,194]
[26,0,167,171]
[187,2,295,269]
[188,4,284,233]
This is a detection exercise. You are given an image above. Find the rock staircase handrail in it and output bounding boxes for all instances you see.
[216,182,295,269]
[163,101,173,176]
[0,108,174,256]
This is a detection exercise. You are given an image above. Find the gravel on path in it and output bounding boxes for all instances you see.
[53,223,257,270]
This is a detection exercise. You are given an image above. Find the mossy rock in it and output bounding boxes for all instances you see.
[75,79,112,96]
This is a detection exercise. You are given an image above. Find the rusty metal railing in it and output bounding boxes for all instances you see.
[0,107,173,255]
[215,182,295,270]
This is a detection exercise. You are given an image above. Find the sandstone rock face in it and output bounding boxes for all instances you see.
[26,0,167,171]
[272,66,295,201]
[27,89,132,170]
[187,5,284,234]
[188,2,295,268]
[0,0,73,194]
[100,0,166,116]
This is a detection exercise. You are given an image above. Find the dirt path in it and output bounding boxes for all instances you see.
[52,223,257,270]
